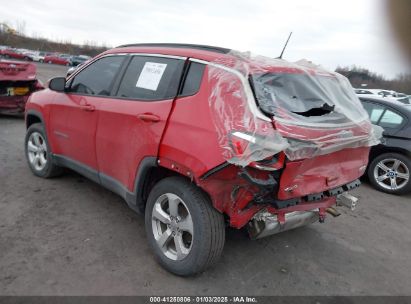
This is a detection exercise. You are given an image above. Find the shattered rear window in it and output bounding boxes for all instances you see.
[251,72,360,124]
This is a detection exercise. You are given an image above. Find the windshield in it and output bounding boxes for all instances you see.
[251,72,368,124]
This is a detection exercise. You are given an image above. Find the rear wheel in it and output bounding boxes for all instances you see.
[25,123,63,178]
[48,60,52,64]
[145,177,225,276]
[368,153,411,195]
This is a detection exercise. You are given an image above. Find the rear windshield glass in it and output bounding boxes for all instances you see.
[251,73,357,120]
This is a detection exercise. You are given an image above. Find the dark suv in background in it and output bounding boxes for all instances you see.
[359,97,411,195]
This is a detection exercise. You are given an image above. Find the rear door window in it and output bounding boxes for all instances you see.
[361,101,406,129]
[379,109,405,129]
[68,56,125,96]
[179,62,205,97]
[116,56,185,101]
[361,101,385,123]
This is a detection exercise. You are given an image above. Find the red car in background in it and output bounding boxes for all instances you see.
[43,54,71,66]
[0,48,28,60]
[0,59,43,115]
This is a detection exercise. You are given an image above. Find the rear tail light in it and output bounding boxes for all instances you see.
[229,131,286,171]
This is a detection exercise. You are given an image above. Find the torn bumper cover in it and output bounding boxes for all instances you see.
[253,177,361,210]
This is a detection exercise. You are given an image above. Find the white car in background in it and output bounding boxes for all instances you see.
[355,88,410,104]
[22,51,52,62]
[22,51,42,61]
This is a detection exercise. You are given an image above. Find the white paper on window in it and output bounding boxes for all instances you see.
[136,62,167,91]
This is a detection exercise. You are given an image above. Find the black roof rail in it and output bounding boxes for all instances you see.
[116,43,231,54]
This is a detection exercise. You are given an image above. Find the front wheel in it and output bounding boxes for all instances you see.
[368,152,411,195]
[25,123,63,178]
[145,177,225,276]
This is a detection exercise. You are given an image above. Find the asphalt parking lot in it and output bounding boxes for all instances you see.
[1,62,411,296]
[33,61,70,84]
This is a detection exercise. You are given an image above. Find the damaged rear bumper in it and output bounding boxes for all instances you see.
[0,95,29,115]
[0,95,29,114]
[0,79,38,115]
[199,151,366,229]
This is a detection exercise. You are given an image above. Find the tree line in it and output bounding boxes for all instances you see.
[336,66,411,94]
[0,25,108,57]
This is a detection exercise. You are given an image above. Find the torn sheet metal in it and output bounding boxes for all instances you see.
[207,51,382,166]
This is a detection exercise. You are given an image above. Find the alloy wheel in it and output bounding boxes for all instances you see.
[373,158,410,191]
[27,132,48,171]
[151,193,194,261]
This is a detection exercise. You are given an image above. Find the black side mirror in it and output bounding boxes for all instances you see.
[49,77,66,92]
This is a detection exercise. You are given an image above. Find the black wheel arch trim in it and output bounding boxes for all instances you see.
[129,157,158,213]
[370,144,411,160]
[25,109,45,129]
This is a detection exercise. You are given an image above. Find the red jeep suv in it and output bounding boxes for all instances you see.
[24,43,380,276]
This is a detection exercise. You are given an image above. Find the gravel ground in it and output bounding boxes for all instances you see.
[0,62,411,296]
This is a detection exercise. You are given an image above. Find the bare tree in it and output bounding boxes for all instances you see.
[15,20,26,36]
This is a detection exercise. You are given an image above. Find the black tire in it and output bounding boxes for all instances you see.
[368,152,411,195]
[145,177,225,276]
[25,123,63,178]
[39,59,44,63]
[48,61,52,64]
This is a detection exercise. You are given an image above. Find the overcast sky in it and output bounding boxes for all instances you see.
[1,0,409,78]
